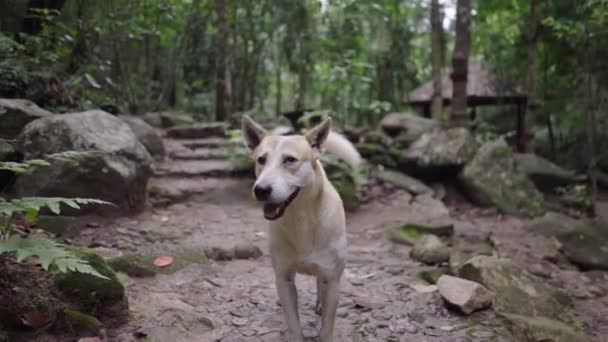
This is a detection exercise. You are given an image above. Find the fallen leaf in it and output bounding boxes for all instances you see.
[153,255,174,267]
[78,338,102,342]
[411,284,438,293]
[20,311,52,328]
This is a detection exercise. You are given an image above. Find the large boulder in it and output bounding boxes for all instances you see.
[166,123,228,139]
[460,139,545,217]
[377,169,433,195]
[460,256,586,341]
[399,128,479,175]
[118,115,166,159]
[527,212,608,270]
[380,112,439,138]
[15,110,152,215]
[0,98,53,139]
[459,256,574,320]
[514,153,577,190]
[499,313,586,342]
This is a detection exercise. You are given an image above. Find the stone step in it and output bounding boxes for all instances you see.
[165,137,240,150]
[153,160,250,178]
[166,123,227,139]
[148,177,252,206]
[169,147,232,161]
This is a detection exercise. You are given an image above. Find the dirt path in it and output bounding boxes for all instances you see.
[70,135,608,342]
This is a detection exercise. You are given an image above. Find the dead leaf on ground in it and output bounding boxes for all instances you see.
[153,255,174,267]
[78,338,102,342]
[20,311,53,328]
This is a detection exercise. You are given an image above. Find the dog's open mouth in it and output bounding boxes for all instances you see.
[263,188,300,220]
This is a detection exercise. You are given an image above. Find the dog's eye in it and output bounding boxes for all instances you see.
[257,156,266,165]
[283,156,298,164]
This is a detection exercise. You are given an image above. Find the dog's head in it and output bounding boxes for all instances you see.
[242,115,331,220]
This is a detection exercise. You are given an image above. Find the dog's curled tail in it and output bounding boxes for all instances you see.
[325,131,363,169]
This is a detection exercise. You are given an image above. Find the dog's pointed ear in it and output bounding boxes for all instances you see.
[305,117,332,155]
[242,115,267,150]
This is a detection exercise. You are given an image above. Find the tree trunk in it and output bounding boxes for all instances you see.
[450,0,471,127]
[275,39,282,115]
[430,0,444,122]
[214,0,232,121]
[521,0,539,153]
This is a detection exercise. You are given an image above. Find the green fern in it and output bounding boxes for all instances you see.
[0,236,109,279]
[45,150,103,163]
[0,159,50,174]
[0,150,102,174]
[0,197,113,222]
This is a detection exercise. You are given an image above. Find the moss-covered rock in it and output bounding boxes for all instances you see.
[410,235,450,265]
[356,143,397,168]
[499,313,586,342]
[0,98,54,140]
[377,169,433,195]
[118,115,166,159]
[459,256,572,320]
[404,128,479,170]
[55,247,125,305]
[380,112,439,137]
[527,212,608,270]
[460,139,546,217]
[514,153,577,191]
[107,242,208,276]
[322,155,361,210]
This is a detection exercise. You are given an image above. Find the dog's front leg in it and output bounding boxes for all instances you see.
[275,272,303,342]
[319,278,340,342]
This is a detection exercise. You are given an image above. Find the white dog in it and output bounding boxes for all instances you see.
[242,115,361,342]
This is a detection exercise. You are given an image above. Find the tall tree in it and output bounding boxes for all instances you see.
[215,0,232,121]
[450,0,471,127]
[521,0,539,152]
[430,0,444,121]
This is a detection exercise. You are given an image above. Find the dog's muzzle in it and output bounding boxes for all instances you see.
[262,188,300,220]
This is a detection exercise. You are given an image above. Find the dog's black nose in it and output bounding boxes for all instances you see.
[254,185,272,201]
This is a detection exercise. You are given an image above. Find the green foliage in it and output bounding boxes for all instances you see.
[0,150,112,279]
[0,236,108,279]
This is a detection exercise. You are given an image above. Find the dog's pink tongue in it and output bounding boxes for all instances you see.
[263,203,281,219]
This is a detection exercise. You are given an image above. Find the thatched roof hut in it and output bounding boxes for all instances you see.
[405,59,527,110]
[405,59,529,151]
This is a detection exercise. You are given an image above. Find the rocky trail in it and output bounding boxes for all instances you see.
[63,129,608,342]
[2,105,607,342]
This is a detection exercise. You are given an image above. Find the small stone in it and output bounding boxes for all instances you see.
[436,275,494,314]
[233,243,263,259]
[389,319,420,334]
[337,308,349,318]
[204,246,234,261]
[410,235,450,265]
[232,317,248,327]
